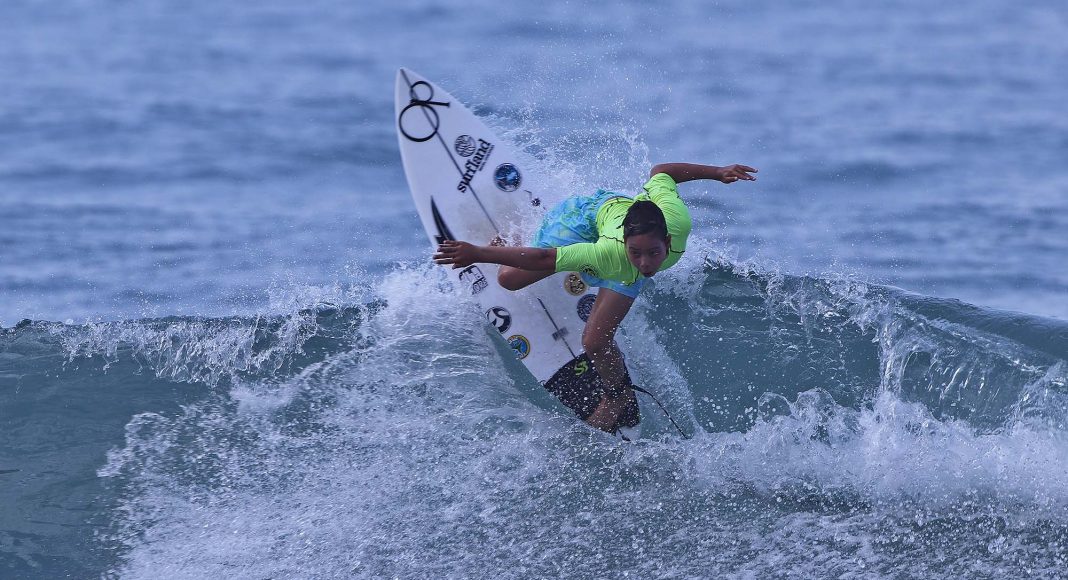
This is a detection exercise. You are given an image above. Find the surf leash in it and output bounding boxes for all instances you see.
[631,385,691,439]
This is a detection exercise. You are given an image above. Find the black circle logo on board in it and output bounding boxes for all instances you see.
[577,294,596,322]
[486,306,511,334]
[454,135,477,157]
[494,163,521,192]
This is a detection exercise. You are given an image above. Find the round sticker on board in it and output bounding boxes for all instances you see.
[454,135,477,157]
[507,334,531,359]
[494,163,521,192]
[577,294,596,322]
[563,273,587,296]
[486,306,511,334]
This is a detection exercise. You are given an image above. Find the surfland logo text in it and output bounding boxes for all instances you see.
[456,139,494,192]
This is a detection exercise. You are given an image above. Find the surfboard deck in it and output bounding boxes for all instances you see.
[394,68,640,435]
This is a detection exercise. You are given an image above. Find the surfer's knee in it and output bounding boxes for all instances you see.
[581,331,611,356]
[497,268,525,291]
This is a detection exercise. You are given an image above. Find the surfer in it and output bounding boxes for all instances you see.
[434,163,757,432]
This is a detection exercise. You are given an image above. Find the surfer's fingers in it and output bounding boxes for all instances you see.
[724,166,756,182]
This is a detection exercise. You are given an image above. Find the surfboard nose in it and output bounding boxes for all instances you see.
[396,67,427,97]
[397,67,423,84]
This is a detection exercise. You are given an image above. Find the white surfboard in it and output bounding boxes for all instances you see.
[394,67,640,434]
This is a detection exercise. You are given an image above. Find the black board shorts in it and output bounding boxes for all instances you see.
[542,353,641,430]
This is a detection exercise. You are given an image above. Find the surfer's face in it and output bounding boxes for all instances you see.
[625,232,670,278]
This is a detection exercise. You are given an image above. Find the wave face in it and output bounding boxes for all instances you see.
[3,262,1066,578]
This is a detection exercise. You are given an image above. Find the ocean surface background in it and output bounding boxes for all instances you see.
[2,0,1066,578]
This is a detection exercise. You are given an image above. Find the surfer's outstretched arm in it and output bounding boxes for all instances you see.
[434,241,556,271]
[650,162,757,184]
[434,241,558,291]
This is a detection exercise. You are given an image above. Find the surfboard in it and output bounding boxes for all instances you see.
[394,67,640,435]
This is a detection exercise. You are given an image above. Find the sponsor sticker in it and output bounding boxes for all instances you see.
[486,306,511,334]
[494,163,521,192]
[563,273,587,296]
[507,334,531,360]
[456,139,494,192]
[459,265,488,295]
[577,293,596,322]
[454,135,477,157]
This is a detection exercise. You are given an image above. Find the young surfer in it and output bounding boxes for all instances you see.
[433,162,757,433]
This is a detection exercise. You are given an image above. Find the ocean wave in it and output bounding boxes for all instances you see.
[644,256,1067,434]
[4,260,1067,577]
[2,302,376,388]
[4,257,1065,431]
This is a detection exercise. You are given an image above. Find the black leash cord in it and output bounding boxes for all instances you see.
[631,385,691,439]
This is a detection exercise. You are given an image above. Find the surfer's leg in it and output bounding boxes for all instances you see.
[497,266,555,291]
[513,192,608,293]
[581,288,638,432]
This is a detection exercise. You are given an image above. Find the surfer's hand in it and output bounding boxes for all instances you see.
[433,241,480,268]
[716,164,758,184]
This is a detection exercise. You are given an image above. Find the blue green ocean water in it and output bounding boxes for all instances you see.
[2,0,1067,577]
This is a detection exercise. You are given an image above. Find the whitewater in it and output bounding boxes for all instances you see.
[4,257,1067,577]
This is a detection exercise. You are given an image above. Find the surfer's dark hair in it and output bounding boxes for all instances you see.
[622,201,669,241]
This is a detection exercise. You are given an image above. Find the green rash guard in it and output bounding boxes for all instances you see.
[555,173,693,285]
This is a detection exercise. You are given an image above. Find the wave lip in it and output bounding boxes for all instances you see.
[647,258,1068,434]
[2,302,374,387]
